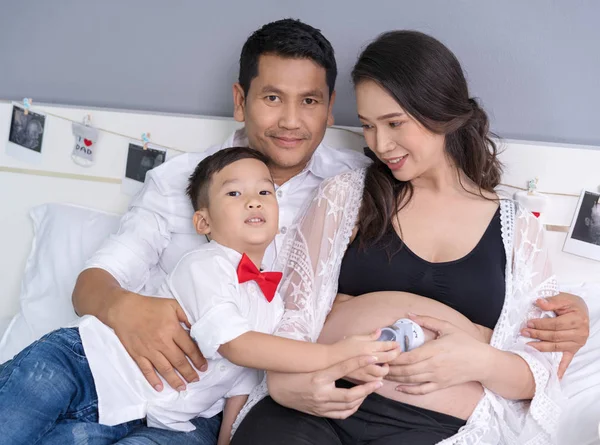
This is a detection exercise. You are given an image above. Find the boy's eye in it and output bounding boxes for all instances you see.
[227,191,241,197]
[259,190,272,196]
[266,95,280,102]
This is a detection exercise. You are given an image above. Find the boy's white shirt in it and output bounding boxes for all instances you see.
[83,128,371,296]
[79,240,284,431]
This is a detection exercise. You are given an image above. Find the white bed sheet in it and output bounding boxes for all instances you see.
[0,318,11,341]
[558,282,600,445]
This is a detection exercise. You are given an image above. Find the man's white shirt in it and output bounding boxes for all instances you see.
[84,128,370,294]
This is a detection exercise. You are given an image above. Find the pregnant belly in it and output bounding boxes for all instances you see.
[317,292,484,420]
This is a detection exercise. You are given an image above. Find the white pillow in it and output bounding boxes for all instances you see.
[0,203,121,363]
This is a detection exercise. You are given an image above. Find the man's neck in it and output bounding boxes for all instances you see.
[269,164,308,186]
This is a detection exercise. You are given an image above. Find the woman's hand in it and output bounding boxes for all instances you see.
[522,293,590,378]
[386,314,490,395]
[267,355,386,419]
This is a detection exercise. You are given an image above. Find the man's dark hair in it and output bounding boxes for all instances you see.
[186,147,270,211]
[238,18,337,98]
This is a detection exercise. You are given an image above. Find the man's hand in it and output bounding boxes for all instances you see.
[521,293,590,378]
[108,291,207,391]
[267,355,385,419]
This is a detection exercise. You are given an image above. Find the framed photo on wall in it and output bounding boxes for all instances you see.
[121,141,168,195]
[563,190,600,262]
[5,104,46,164]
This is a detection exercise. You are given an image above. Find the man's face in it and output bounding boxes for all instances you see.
[233,55,335,183]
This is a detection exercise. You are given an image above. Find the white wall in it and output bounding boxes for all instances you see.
[1,101,599,320]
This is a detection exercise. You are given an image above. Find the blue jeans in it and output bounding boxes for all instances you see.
[0,328,221,445]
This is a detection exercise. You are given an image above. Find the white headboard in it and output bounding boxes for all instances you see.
[1,101,599,320]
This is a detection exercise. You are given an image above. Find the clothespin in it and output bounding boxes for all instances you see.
[527,177,539,195]
[82,114,92,126]
[22,98,32,115]
[141,132,151,150]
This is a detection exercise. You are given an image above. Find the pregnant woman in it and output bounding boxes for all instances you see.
[233,30,570,444]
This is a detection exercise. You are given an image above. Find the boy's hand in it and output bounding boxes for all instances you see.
[331,329,400,365]
[344,361,391,383]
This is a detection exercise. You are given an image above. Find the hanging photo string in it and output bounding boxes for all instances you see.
[1,99,591,211]
[71,114,99,167]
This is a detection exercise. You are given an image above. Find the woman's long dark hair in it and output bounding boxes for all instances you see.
[352,30,503,249]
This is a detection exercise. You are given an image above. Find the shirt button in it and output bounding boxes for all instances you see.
[277,190,283,198]
[219,365,227,372]
[280,226,287,235]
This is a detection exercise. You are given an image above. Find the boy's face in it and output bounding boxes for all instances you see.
[233,55,335,181]
[195,158,279,253]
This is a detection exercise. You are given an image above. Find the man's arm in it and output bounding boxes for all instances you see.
[73,268,131,323]
[72,269,206,392]
[72,164,208,391]
[522,292,590,378]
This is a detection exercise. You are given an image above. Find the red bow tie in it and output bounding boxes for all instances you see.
[236,253,282,302]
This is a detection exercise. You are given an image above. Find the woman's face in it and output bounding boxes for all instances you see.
[355,80,446,182]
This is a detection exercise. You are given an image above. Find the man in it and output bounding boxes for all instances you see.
[73,19,590,444]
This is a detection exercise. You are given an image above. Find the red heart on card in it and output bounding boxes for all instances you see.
[83,139,93,147]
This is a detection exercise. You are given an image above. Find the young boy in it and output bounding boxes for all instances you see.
[0,147,398,445]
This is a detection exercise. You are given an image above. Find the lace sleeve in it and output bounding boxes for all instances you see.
[492,204,565,442]
[231,170,366,434]
[274,169,366,343]
[439,201,566,445]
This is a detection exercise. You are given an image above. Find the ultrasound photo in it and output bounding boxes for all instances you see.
[571,191,600,246]
[125,143,166,183]
[8,105,45,153]
[563,190,600,262]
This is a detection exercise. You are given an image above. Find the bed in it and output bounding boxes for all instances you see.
[0,101,598,444]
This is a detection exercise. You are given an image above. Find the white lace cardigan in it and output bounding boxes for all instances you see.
[234,168,565,444]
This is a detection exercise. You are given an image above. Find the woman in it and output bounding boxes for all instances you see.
[233,31,564,444]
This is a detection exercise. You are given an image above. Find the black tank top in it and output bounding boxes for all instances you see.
[338,208,506,329]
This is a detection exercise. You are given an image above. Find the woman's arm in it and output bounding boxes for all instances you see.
[478,348,535,399]
[218,330,399,373]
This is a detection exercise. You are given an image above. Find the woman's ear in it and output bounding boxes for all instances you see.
[193,210,211,235]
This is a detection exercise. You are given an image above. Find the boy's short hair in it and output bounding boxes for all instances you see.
[186,147,270,211]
